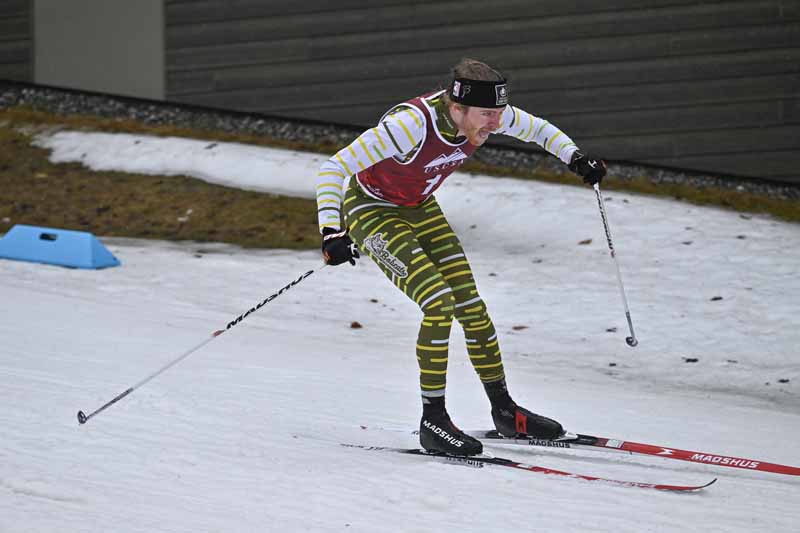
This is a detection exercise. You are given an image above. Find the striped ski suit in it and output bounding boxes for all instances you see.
[315,91,579,397]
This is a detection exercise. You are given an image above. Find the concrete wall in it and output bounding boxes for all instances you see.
[34,0,164,99]
[0,0,32,82]
[165,0,800,184]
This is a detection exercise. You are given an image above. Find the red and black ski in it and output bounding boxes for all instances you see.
[342,443,716,492]
[466,430,800,476]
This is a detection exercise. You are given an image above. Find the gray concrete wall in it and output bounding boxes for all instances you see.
[34,0,164,99]
[0,0,32,82]
[165,0,800,184]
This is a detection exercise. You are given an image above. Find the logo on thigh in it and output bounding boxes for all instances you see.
[362,233,408,278]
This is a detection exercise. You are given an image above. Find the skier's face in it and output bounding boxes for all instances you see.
[452,105,503,146]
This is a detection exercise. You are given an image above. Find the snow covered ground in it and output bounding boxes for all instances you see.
[2,132,799,532]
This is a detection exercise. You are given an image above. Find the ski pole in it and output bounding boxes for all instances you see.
[77,263,327,425]
[593,183,638,347]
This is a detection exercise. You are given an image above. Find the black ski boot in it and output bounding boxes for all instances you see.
[485,379,564,439]
[491,402,563,439]
[419,397,483,456]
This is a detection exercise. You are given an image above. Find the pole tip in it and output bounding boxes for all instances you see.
[77,411,88,424]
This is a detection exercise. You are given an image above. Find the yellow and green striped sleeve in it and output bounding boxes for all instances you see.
[315,105,426,232]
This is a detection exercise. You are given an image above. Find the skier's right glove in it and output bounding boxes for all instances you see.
[321,228,359,266]
[568,151,607,186]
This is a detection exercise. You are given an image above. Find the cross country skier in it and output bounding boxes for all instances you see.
[315,58,607,456]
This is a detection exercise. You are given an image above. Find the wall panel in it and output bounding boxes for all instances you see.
[161,0,799,183]
[0,0,31,82]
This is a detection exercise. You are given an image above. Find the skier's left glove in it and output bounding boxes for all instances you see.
[321,228,359,266]
[568,151,607,186]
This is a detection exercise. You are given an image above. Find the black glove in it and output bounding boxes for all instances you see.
[568,151,607,185]
[321,228,359,266]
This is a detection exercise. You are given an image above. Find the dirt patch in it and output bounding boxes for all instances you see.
[0,121,318,249]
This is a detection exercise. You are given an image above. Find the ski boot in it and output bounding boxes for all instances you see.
[485,379,564,439]
[419,398,483,456]
[490,402,563,439]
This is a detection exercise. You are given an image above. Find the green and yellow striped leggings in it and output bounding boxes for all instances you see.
[344,180,505,398]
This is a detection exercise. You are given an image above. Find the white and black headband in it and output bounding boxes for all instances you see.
[449,78,509,108]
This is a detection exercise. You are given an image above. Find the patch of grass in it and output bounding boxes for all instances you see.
[1,106,798,254]
[0,122,319,249]
[605,175,800,222]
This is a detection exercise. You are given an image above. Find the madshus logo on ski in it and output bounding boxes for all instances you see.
[689,454,760,469]
[526,437,573,449]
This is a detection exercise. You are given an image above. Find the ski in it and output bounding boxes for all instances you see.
[466,430,800,477]
[341,443,715,492]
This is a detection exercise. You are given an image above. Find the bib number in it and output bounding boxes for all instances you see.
[422,174,443,196]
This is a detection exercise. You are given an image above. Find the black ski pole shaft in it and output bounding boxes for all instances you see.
[593,183,638,347]
[77,263,327,425]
